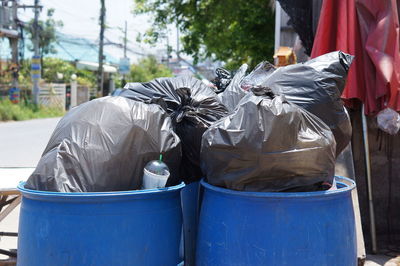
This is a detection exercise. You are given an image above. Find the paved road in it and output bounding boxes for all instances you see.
[0,117,60,167]
[0,117,60,260]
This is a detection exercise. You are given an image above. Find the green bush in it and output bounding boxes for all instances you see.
[0,98,64,121]
[17,58,97,88]
[129,56,173,82]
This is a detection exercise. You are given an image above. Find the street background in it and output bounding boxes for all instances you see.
[0,117,59,260]
[0,117,60,167]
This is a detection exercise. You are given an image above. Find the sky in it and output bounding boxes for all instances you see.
[16,0,178,63]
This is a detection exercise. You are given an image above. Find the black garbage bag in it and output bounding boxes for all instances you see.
[120,76,229,183]
[240,61,276,91]
[218,64,248,112]
[259,51,353,156]
[213,67,232,93]
[201,88,336,192]
[219,51,353,156]
[25,96,182,192]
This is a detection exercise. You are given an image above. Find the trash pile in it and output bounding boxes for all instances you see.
[119,76,228,184]
[218,51,354,156]
[25,97,182,192]
[202,88,336,192]
[26,51,353,193]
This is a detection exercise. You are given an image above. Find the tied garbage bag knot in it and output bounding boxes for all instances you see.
[251,86,276,98]
[218,51,354,157]
[121,76,228,183]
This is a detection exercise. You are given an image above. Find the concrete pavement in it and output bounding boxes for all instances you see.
[0,117,60,261]
[365,254,400,266]
[0,117,61,167]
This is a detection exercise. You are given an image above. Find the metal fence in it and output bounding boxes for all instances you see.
[1,83,93,109]
[77,85,90,105]
[39,83,66,111]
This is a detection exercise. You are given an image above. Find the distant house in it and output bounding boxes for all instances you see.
[23,32,119,95]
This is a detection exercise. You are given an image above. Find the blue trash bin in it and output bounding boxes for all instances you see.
[181,181,201,266]
[17,182,184,266]
[196,176,357,266]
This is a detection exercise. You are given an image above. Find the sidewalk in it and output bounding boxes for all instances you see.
[365,254,400,266]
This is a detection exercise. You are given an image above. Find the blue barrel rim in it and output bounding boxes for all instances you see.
[201,176,355,198]
[18,181,185,198]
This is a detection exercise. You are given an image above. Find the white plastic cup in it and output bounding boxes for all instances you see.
[142,168,170,189]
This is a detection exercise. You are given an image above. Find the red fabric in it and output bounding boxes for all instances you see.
[311,0,400,115]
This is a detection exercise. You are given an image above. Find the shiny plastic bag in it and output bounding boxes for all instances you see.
[213,67,232,93]
[261,51,353,156]
[25,96,182,192]
[120,76,228,183]
[201,88,336,192]
[219,51,353,156]
[240,61,275,91]
[377,108,400,135]
[218,64,248,112]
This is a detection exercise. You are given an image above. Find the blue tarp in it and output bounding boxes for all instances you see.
[21,32,118,64]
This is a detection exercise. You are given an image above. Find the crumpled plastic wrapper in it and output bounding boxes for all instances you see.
[377,108,400,135]
[120,76,229,183]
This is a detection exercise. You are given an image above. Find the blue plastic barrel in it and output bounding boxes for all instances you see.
[17,182,184,266]
[181,181,201,266]
[196,176,356,266]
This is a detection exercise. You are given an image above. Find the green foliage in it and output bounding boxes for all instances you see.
[0,98,64,121]
[18,58,97,87]
[25,8,63,57]
[18,59,33,87]
[12,58,96,88]
[75,69,97,88]
[41,57,75,82]
[134,0,275,69]
[129,56,172,82]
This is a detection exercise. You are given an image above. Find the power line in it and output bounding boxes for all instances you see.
[45,0,95,23]
[103,36,146,56]
[55,41,75,61]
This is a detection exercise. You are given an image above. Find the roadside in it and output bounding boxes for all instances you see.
[0,99,64,122]
[0,117,59,262]
[0,117,61,167]
[365,254,400,266]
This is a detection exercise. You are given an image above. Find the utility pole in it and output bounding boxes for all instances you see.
[121,20,127,85]
[176,23,179,59]
[0,0,20,102]
[10,0,19,94]
[123,20,127,58]
[118,21,129,87]
[32,0,41,105]
[97,0,105,96]
[166,35,170,68]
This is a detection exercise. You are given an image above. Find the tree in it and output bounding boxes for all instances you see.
[134,0,275,69]
[39,58,96,87]
[129,56,172,82]
[25,8,63,70]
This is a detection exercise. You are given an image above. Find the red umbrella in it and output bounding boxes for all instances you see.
[311,0,400,253]
[311,0,400,115]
